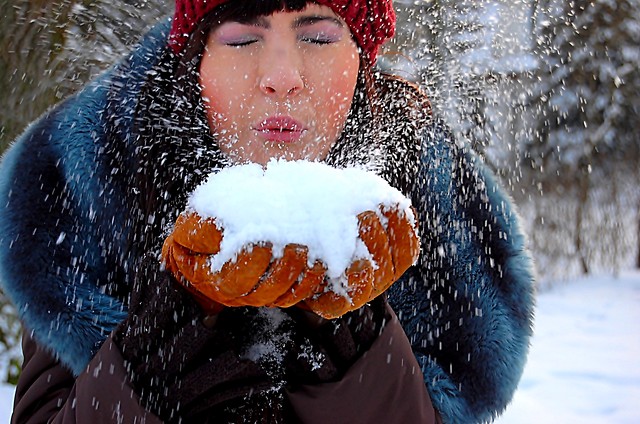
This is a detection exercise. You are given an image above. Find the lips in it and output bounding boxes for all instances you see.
[254,116,307,143]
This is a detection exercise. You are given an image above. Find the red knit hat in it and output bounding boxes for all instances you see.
[168,0,395,63]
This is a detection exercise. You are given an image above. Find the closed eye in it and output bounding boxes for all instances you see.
[296,17,344,46]
[226,39,259,47]
[300,35,335,45]
[214,21,263,47]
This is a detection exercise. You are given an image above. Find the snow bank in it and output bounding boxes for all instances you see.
[495,271,640,424]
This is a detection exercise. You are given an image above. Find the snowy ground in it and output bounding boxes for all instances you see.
[495,270,640,423]
[0,271,638,422]
[0,385,11,421]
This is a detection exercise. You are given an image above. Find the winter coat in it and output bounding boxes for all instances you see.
[13,304,436,424]
[0,19,535,424]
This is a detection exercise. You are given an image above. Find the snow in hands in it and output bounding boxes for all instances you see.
[187,159,417,295]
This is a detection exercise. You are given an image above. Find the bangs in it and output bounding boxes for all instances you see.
[219,0,313,22]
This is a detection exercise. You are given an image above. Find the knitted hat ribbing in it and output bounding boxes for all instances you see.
[169,0,395,63]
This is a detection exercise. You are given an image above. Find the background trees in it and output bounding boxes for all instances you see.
[389,0,639,279]
[0,0,169,150]
[524,0,640,274]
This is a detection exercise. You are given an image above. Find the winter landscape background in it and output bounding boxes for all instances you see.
[1,0,639,421]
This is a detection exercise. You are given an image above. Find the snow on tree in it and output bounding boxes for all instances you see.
[387,0,639,276]
[385,1,537,175]
[522,0,640,275]
[525,0,640,184]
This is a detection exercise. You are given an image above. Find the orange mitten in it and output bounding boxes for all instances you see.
[161,203,420,319]
[161,212,324,313]
[303,204,420,319]
[161,214,227,314]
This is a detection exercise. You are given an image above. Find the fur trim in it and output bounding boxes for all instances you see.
[0,19,171,375]
[388,127,535,423]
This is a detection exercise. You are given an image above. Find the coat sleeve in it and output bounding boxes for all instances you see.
[387,122,536,424]
[286,304,438,424]
[11,333,162,424]
[14,307,438,424]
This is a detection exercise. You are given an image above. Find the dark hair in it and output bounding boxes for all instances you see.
[130,0,427,254]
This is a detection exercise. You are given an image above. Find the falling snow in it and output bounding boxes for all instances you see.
[0,1,639,420]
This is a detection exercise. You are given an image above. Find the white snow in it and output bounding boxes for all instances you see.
[188,159,414,280]
[0,388,12,421]
[495,270,640,424]
[1,272,638,422]
[241,308,291,365]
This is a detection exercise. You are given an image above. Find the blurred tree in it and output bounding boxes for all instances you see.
[1,0,70,152]
[0,0,170,151]
[389,0,639,277]
[0,300,21,384]
[524,0,640,273]
[386,1,538,173]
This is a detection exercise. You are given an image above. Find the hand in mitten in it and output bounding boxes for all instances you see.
[112,256,271,422]
[161,212,325,311]
[303,205,420,319]
[162,204,419,319]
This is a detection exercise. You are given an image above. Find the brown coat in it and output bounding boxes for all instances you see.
[12,308,436,424]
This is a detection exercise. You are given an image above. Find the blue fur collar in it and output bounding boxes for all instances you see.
[0,19,172,374]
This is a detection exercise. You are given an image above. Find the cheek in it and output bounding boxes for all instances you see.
[315,57,359,125]
[201,78,233,122]
[200,64,223,127]
[200,57,249,128]
[332,71,358,110]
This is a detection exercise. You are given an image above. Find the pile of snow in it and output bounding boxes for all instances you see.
[495,271,640,424]
[188,159,415,280]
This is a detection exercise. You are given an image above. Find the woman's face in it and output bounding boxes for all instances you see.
[199,3,360,165]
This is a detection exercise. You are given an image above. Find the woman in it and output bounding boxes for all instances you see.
[0,0,535,423]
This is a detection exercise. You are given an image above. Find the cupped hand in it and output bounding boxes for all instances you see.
[304,205,420,318]
[161,204,419,318]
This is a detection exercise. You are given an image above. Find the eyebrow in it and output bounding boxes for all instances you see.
[237,15,344,29]
[293,15,344,28]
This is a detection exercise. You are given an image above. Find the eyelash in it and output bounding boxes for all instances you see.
[227,40,258,47]
[225,36,336,47]
[300,36,335,45]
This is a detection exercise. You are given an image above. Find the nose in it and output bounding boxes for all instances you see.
[259,46,304,98]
